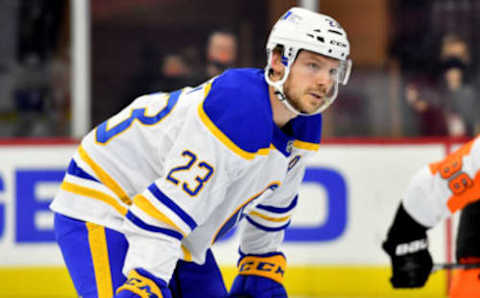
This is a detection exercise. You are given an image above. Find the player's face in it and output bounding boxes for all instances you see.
[283,50,339,114]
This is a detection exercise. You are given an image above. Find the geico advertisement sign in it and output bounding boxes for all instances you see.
[0,143,447,266]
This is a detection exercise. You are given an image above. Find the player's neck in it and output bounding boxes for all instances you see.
[269,86,296,127]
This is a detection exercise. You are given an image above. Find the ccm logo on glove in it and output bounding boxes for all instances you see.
[238,255,286,284]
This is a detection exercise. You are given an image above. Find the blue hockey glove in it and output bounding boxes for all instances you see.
[115,268,172,298]
[228,253,287,298]
[382,203,433,288]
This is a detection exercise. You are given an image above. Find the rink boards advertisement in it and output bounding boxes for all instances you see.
[0,139,464,297]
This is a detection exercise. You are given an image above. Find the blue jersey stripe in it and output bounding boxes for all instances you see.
[67,159,100,183]
[256,195,298,214]
[126,211,183,240]
[148,184,197,230]
[245,216,291,232]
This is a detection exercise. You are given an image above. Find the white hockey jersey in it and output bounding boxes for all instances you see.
[50,68,323,282]
[403,135,480,228]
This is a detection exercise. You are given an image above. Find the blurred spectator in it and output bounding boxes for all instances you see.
[205,29,237,77]
[157,54,194,91]
[122,29,238,110]
[189,29,238,85]
[122,48,196,111]
[438,35,479,137]
[404,81,447,136]
[403,34,479,137]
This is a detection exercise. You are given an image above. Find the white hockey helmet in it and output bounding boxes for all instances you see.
[265,7,352,115]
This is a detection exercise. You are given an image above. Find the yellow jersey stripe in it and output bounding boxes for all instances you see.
[133,194,187,237]
[61,182,127,216]
[198,105,272,160]
[78,145,132,205]
[293,140,320,151]
[181,245,192,262]
[204,81,213,98]
[198,104,255,160]
[86,222,114,297]
[249,210,290,223]
[199,81,271,160]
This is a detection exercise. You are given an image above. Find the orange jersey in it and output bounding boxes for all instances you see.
[403,136,480,227]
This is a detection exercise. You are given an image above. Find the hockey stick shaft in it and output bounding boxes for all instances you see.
[432,263,480,272]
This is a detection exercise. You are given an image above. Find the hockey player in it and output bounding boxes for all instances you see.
[51,7,351,298]
[383,135,480,297]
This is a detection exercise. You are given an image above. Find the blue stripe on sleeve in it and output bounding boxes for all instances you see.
[67,159,100,182]
[148,184,197,230]
[245,215,291,232]
[256,195,298,214]
[126,211,183,240]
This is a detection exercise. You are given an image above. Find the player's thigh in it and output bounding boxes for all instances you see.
[54,213,128,298]
[170,249,227,298]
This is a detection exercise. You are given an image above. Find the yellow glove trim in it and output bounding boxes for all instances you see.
[238,255,287,284]
[116,270,163,298]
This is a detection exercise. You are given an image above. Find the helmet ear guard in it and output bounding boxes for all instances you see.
[264,7,352,116]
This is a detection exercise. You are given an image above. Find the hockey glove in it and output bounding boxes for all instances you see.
[382,203,433,288]
[228,253,287,298]
[115,268,172,298]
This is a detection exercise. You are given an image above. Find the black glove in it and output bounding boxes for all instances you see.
[382,203,433,288]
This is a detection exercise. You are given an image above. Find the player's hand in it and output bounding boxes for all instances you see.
[382,203,433,288]
[115,268,172,298]
[228,253,287,298]
[383,237,433,288]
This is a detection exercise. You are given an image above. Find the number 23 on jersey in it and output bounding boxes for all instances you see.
[166,150,214,197]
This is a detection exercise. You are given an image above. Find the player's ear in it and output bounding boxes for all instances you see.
[270,49,285,80]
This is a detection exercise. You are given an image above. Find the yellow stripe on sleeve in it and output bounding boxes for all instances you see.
[198,104,256,160]
[293,140,320,151]
[204,81,213,98]
[78,145,132,205]
[61,182,128,216]
[198,105,271,160]
[133,194,187,237]
[181,245,192,262]
[199,81,271,159]
[86,222,114,298]
[249,211,290,223]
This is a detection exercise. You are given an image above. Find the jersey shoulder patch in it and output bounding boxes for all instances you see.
[200,69,273,158]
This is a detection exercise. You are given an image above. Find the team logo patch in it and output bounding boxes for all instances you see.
[286,140,294,153]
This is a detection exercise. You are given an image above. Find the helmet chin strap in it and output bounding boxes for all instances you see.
[264,51,340,116]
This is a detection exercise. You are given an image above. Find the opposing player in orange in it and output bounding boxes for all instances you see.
[383,135,480,297]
